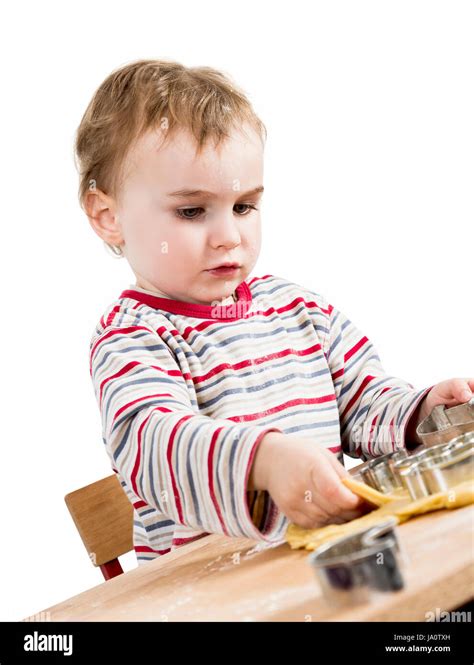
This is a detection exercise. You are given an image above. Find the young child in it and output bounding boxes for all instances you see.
[76,59,474,565]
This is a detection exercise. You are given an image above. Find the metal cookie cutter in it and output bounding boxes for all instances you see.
[351,412,474,501]
[393,436,474,500]
[416,400,474,447]
[308,517,405,608]
[350,449,409,494]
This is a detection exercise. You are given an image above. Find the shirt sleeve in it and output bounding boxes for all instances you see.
[322,301,433,459]
[89,319,285,542]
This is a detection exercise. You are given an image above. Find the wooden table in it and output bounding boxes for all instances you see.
[26,504,473,621]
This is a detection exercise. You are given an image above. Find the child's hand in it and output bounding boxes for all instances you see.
[417,378,474,422]
[249,432,369,529]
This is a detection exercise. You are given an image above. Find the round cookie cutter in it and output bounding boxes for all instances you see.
[350,430,473,500]
[350,449,409,494]
[308,517,405,608]
[392,435,474,500]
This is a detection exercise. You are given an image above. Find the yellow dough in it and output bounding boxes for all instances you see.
[286,479,474,551]
[341,477,396,506]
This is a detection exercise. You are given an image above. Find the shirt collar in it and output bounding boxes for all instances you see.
[119,280,253,320]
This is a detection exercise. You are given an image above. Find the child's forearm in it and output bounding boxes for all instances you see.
[248,431,282,490]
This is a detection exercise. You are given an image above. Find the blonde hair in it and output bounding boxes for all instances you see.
[74,58,267,213]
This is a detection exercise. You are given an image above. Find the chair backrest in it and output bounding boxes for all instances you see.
[64,474,134,580]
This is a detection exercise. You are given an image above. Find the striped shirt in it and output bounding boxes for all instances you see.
[89,274,431,565]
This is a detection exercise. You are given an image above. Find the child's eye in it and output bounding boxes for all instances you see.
[175,203,259,221]
[234,203,259,215]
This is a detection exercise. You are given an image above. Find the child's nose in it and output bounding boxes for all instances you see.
[208,213,241,248]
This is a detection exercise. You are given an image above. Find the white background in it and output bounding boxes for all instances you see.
[0,0,472,621]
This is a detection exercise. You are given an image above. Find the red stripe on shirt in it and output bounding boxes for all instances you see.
[207,427,229,536]
[389,416,396,450]
[171,533,209,547]
[367,414,378,457]
[134,545,171,555]
[341,374,376,420]
[165,415,194,524]
[344,336,369,363]
[90,326,158,377]
[112,393,173,424]
[229,394,336,422]
[187,343,323,385]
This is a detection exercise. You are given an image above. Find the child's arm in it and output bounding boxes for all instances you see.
[248,430,368,529]
[89,316,286,542]
[322,300,434,459]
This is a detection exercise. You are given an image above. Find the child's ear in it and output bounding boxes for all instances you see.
[84,188,124,247]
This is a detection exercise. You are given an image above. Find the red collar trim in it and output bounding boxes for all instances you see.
[119,281,253,320]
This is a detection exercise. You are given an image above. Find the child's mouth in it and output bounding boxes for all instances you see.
[206,266,240,277]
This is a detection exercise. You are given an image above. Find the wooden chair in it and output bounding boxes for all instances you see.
[64,474,134,580]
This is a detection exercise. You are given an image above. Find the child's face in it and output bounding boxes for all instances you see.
[102,123,264,305]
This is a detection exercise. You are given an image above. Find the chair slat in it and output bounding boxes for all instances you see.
[64,474,133,567]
